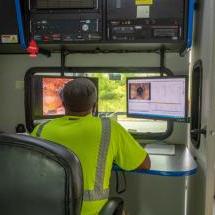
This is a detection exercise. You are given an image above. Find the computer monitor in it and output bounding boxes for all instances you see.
[127,76,188,121]
[27,75,98,120]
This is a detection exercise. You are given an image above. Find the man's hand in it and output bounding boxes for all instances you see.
[137,155,151,170]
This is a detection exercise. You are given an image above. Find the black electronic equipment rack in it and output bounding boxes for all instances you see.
[0,0,29,53]
[0,1,19,44]
[5,0,194,53]
[106,0,188,44]
[30,0,104,43]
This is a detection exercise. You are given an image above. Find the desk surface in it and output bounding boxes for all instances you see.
[114,145,197,177]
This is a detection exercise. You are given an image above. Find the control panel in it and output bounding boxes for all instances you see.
[31,14,102,43]
[108,20,182,42]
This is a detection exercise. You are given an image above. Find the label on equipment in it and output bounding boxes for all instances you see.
[1,35,18,43]
[136,0,153,5]
[137,6,150,18]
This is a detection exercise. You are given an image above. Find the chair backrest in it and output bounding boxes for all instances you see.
[0,133,83,215]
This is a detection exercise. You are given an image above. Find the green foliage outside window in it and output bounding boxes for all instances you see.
[90,72,158,113]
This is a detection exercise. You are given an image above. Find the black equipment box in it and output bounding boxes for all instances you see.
[0,1,19,44]
[31,0,98,9]
[107,0,188,43]
[30,0,103,43]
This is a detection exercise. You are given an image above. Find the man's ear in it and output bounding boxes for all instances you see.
[92,103,97,114]
[62,101,68,111]
[63,102,69,115]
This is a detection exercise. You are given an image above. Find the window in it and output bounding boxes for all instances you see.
[27,67,173,139]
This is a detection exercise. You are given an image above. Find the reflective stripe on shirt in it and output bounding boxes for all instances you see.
[36,120,51,137]
[83,118,111,201]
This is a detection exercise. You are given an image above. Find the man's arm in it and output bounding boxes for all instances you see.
[112,120,150,171]
[137,154,151,170]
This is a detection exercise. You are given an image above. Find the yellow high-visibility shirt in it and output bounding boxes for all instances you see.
[31,114,148,215]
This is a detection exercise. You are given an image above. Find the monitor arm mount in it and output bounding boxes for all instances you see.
[160,46,166,77]
[59,46,168,77]
[60,46,72,77]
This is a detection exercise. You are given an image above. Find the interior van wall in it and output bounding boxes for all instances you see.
[0,53,188,136]
[188,0,215,214]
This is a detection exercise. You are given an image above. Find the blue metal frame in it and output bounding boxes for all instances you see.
[187,0,196,48]
[14,0,27,49]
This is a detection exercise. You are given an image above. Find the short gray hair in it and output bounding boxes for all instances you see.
[62,78,97,112]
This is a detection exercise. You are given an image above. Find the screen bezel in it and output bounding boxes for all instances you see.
[126,76,188,122]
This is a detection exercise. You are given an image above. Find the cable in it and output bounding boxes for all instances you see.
[115,171,127,194]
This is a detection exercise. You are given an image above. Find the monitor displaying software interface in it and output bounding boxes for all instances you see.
[127,77,187,120]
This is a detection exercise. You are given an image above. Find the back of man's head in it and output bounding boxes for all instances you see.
[62,78,97,114]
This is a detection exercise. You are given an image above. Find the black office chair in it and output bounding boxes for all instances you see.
[0,133,123,215]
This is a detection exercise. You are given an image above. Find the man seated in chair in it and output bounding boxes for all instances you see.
[31,78,151,215]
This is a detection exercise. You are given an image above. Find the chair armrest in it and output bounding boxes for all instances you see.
[99,197,124,215]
